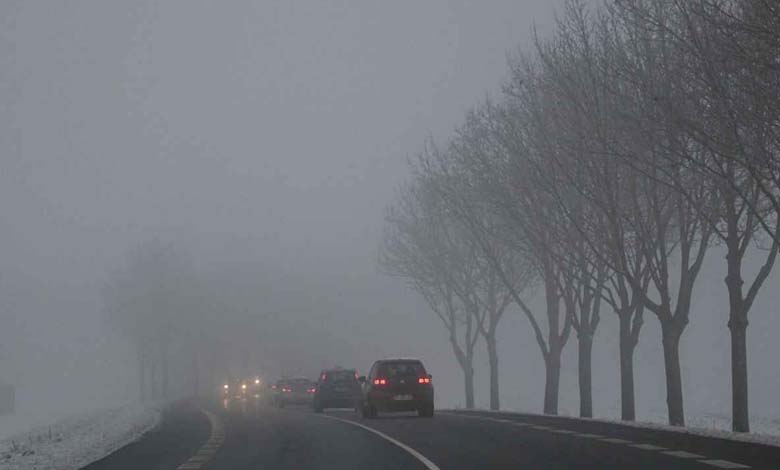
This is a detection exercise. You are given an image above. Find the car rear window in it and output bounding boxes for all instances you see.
[324,370,355,383]
[378,361,426,378]
[289,379,312,391]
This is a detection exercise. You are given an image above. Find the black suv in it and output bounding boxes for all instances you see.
[312,368,360,412]
[359,358,433,418]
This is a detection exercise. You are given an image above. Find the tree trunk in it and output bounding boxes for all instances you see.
[486,335,500,410]
[464,363,475,409]
[728,315,749,432]
[578,332,593,418]
[661,323,685,426]
[726,246,750,433]
[618,314,637,421]
[543,351,561,415]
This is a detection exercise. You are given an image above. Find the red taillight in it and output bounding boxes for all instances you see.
[282,387,291,392]
[321,373,327,382]
[373,378,387,386]
[307,388,316,393]
[272,385,277,390]
[418,377,431,384]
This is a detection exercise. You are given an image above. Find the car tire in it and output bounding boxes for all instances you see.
[362,403,377,419]
[418,404,434,418]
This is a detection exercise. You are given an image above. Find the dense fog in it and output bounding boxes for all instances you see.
[2,0,779,440]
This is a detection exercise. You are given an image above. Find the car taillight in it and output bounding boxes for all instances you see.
[282,388,291,392]
[373,378,387,386]
[320,373,327,382]
[307,388,316,393]
[418,377,431,384]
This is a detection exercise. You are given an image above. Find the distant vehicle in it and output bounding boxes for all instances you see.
[359,358,433,418]
[222,378,249,399]
[247,375,266,398]
[312,368,360,412]
[273,378,316,408]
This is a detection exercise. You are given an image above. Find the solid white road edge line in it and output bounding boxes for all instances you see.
[315,414,441,470]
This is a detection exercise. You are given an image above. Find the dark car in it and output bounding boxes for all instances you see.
[359,358,433,418]
[272,378,316,408]
[313,368,360,412]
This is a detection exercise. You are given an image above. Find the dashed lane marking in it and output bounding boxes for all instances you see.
[662,450,706,459]
[630,444,668,451]
[698,459,751,469]
[551,429,577,434]
[315,414,441,470]
[176,405,225,470]
[574,433,604,439]
[600,437,633,444]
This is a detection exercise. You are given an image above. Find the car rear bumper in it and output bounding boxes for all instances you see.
[277,393,313,404]
[317,396,358,408]
[368,389,433,411]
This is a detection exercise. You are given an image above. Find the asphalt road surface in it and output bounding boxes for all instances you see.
[82,398,780,469]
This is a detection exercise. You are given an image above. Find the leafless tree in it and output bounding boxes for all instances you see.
[380,181,482,408]
[610,0,780,432]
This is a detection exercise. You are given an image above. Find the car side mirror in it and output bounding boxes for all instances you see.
[358,376,366,384]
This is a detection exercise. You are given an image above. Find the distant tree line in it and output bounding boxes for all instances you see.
[102,240,245,402]
[380,0,779,432]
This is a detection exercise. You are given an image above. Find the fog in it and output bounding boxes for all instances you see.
[2,0,779,440]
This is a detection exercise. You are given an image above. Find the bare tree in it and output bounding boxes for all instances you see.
[614,0,778,431]
[103,240,193,401]
[380,181,482,408]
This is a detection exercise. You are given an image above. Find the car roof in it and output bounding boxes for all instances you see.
[376,358,423,363]
[322,368,356,373]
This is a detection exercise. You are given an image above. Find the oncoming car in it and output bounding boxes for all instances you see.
[221,379,249,399]
[272,378,316,408]
[313,368,360,412]
[359,358,433,418]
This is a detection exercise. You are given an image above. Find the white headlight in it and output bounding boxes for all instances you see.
[254,379,260,384]
[223,384,229,389]
[242,383,247,389]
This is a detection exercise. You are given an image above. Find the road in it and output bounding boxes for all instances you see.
[83,398,780,469]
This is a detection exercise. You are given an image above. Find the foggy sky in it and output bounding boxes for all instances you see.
[2,0,779,431]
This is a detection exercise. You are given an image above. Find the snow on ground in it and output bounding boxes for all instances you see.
[0,403,160,470]
[458,408,780,448]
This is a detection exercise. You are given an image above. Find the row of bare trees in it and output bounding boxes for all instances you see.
[102,240,234,402]
[381,0,779,432]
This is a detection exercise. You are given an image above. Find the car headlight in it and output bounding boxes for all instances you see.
[242,384,247,389]
[223,384,229,389]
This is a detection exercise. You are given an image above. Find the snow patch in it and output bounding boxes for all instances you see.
[0,404,160,470]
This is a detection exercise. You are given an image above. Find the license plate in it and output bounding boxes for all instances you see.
[393,394,413,401]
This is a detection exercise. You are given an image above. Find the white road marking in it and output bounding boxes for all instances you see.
[316,414,441,470]
[662,450,706,459]
[630,444,667,451]
[698,460,751,469]
[551,429,577,434]
[600,437,633,444]
[574,433,604,439]
[530,425,554,430]
[176,464,201,470]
